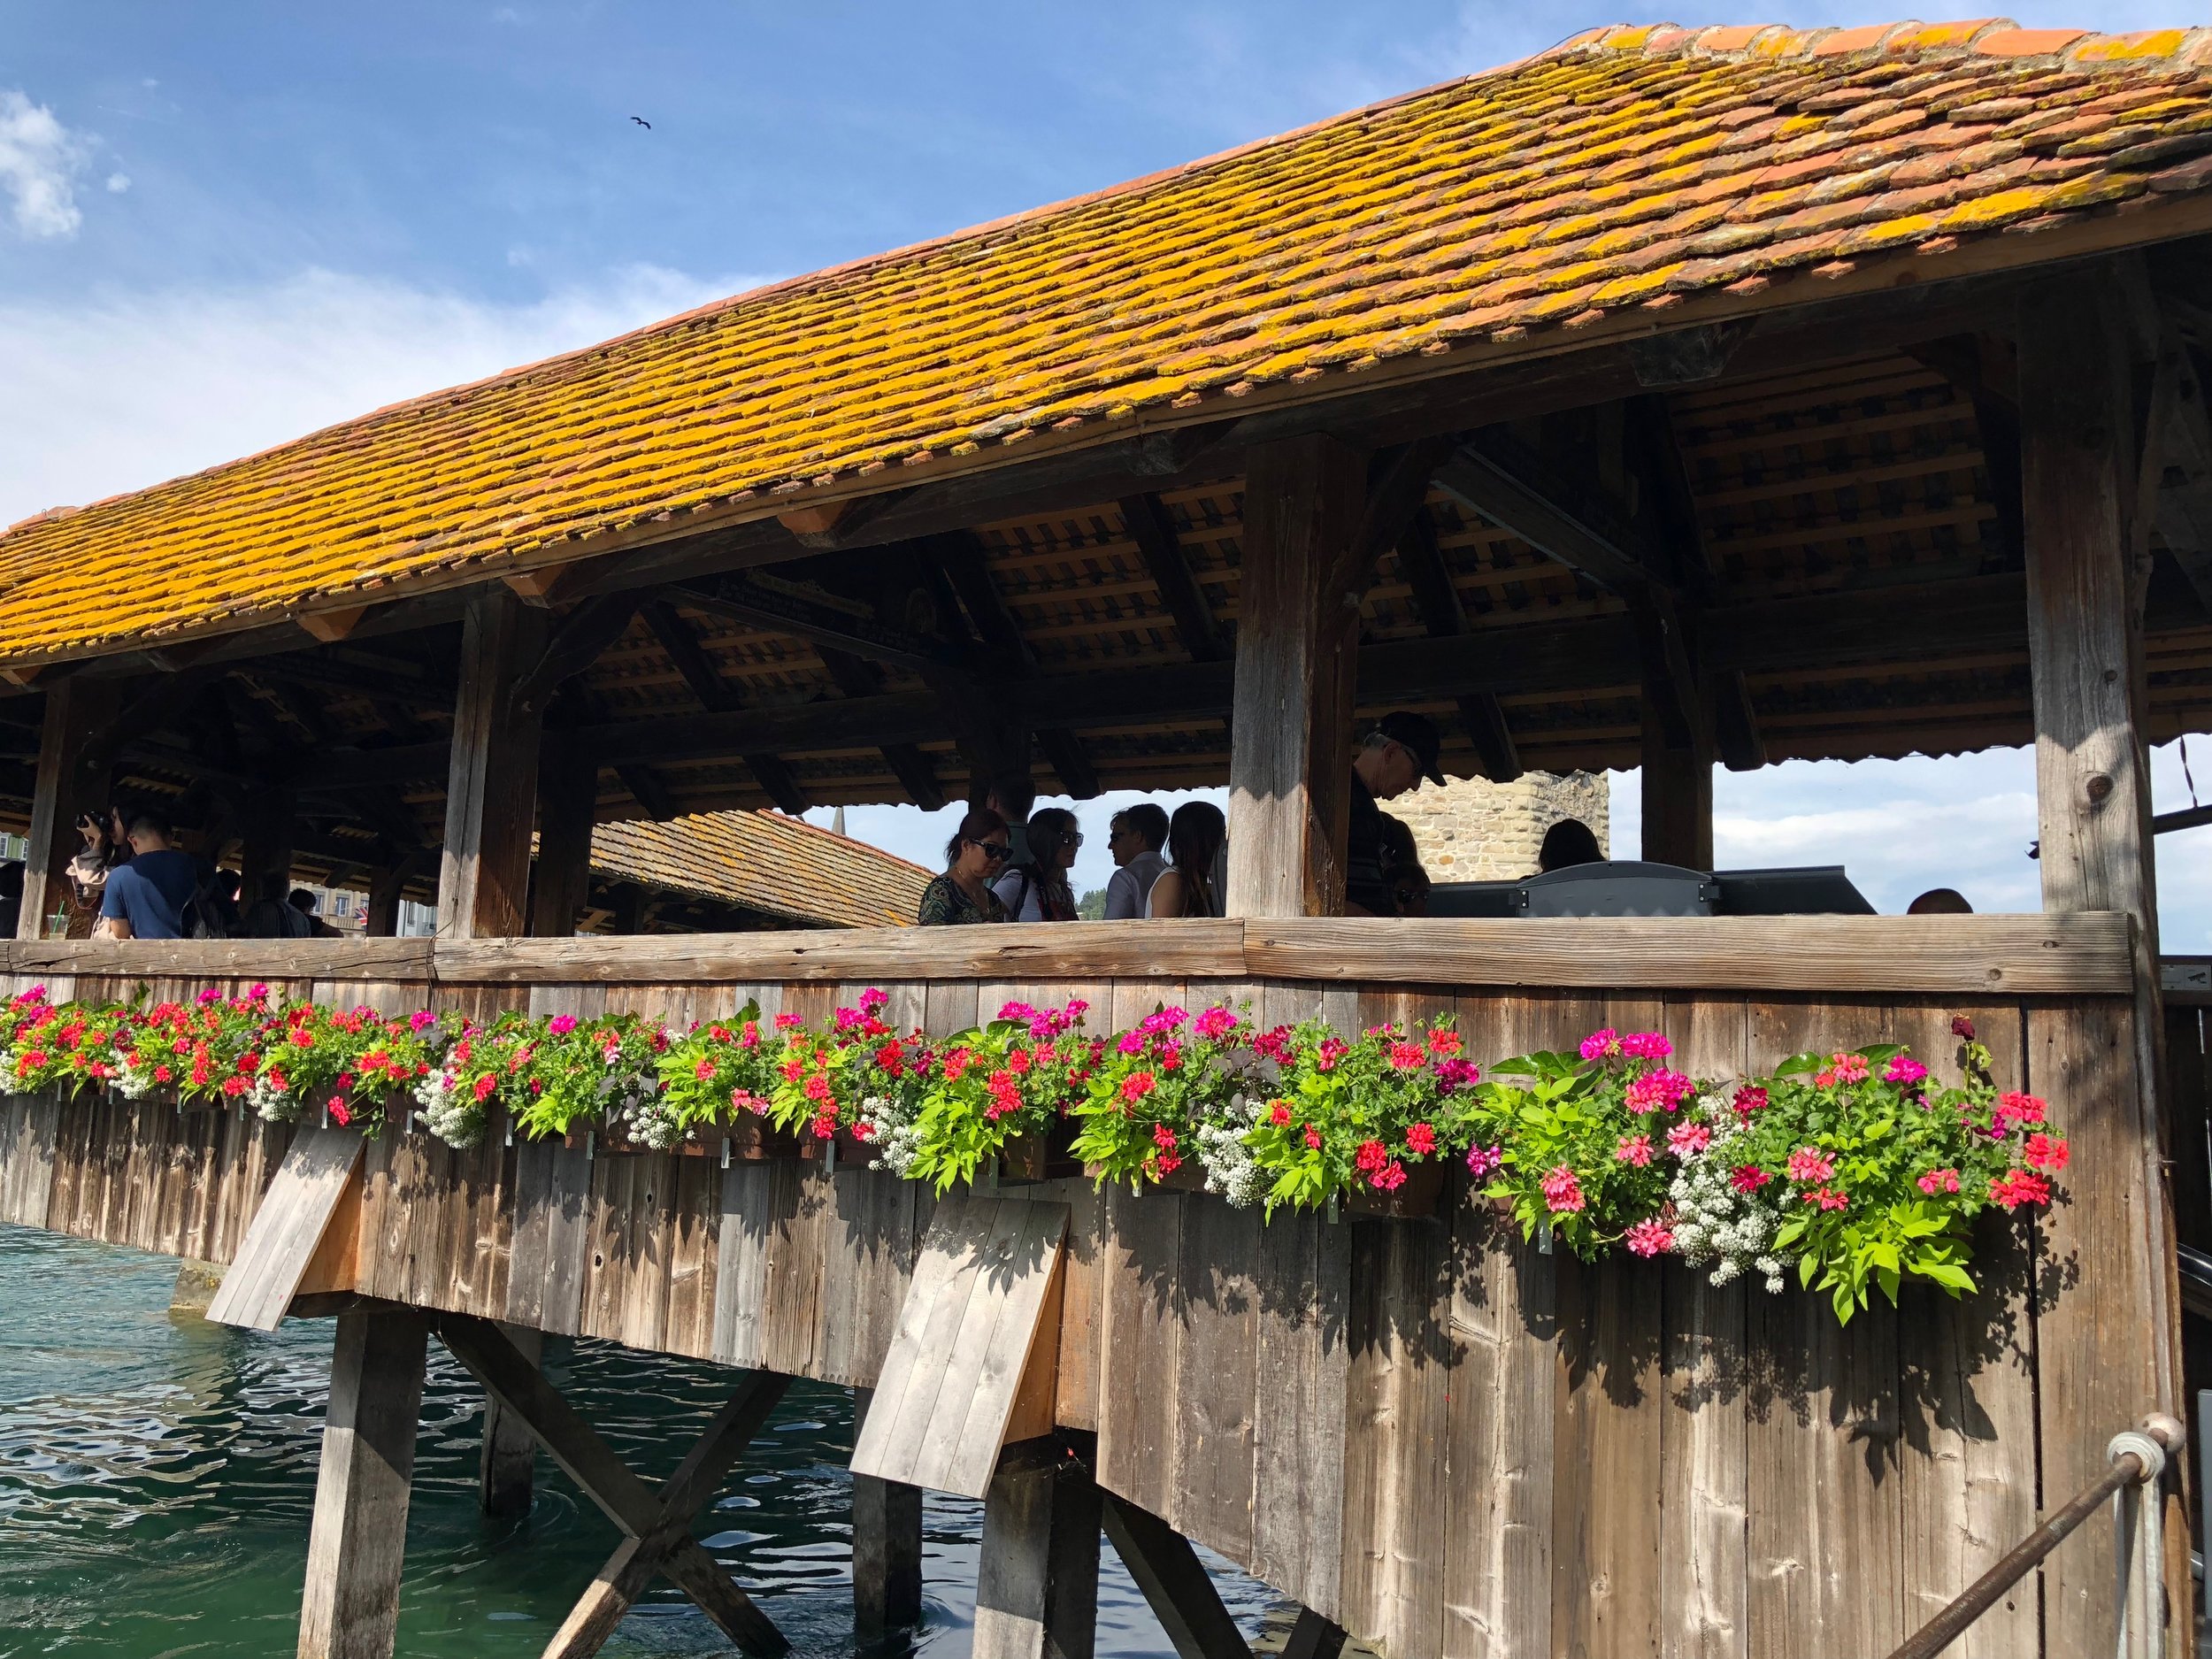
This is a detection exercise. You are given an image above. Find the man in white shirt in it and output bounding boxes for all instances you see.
[1102,803,1170,920]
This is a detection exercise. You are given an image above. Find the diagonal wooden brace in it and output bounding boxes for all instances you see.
[432,1313,791,1659]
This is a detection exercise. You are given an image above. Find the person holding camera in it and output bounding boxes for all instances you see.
[94,810,202,941]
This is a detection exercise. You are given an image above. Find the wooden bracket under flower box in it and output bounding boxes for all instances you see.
[850,1194,1069,1501]
[205,1121,365,1331]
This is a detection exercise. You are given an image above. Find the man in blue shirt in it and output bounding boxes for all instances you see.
[96,812,202,941]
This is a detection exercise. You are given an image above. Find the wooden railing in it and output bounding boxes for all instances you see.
[0,910,2176,1658]
[0,910,2139,994]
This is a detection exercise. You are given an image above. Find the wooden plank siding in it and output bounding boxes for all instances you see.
[0,947,2170,1659]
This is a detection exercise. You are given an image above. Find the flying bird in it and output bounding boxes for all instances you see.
[630,115,651,129]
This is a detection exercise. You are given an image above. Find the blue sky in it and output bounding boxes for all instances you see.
[3,2,2208,940]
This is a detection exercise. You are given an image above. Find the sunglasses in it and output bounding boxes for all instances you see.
[973,841,1011,861]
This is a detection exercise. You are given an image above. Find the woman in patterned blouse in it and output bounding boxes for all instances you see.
[917,808,1013,926]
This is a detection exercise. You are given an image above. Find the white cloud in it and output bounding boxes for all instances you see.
[0,264,759,525]
[1611,744,2212,949]
[104,173,128,194]
[0,89,88,239]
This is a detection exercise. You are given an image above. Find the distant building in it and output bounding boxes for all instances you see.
[1389,772,1610,882]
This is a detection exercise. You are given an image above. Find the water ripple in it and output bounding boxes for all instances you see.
[0,1224,1286,1657]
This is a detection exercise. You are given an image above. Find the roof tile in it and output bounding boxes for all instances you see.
[6,20,2212,665]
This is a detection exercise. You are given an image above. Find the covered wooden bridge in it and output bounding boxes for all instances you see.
[4,18,2212,1657]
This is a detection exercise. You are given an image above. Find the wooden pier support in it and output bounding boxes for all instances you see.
[1100,1492,1251,1659]
[974,1439,1102,1659]
[851,1386,924,1633]
[297,1306,428,1659]
[478,1322,542,1518]
[1278,1608,1348,1659]
[432,1313,790,1657]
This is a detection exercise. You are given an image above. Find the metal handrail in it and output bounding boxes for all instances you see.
[1886,1414,2185,1659]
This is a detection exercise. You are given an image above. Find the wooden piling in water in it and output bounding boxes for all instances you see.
[297,1306,428,1659]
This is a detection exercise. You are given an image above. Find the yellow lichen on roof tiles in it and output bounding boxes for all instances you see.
[589,810,931,930]
[6,20,2212,666]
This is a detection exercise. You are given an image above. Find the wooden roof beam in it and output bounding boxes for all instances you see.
[664,579,964,675]
[1118,495,1224,662]
[812,644,945,811]
[638,599,809,817]
[1393,511,1520,783]
[510,595,641,718]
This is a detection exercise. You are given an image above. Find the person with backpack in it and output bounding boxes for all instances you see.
[92,810,202,941]
[991,807,1081,923]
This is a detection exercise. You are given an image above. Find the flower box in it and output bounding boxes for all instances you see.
[1001,1118,1083,1183]
[1344,1158,1448,1220]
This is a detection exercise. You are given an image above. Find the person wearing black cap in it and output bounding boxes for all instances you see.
[1347,711,1445,915]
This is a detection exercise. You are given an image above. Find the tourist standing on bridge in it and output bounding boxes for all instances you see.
[1347,711,1445,916]
[1145,800,1225,918]
[917,809,1012,926]
[92,810,200,941]
[1102,803,1170,920]
[992,807,1081,922]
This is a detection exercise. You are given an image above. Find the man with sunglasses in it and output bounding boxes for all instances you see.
[1347,711,1445,916]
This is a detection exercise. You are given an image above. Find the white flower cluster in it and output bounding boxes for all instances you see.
[110,1061,162,1101]
[603,1079,683,1151]
[247,1072,299,1124]
[1667,1102,1787,1294]
[414,1068,480,1148]
[864,1094,924,1179]
[1196,1092,1267,1209]
[0,1049,33,1095]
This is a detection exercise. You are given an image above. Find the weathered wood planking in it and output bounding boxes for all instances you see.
[207,1121,366,1331]
[0,911,2137,995]
[2,971,2170,1659]
[853,1194,1070,1501]
[0,1089,60,1227]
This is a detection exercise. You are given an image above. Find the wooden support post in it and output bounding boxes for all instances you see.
[973,1440,1102,1659]
[2018,267,2185,1658]
[531,744,598,939]
[239,787,297,907]
[1639,698,1712,870]
[1278,1608,1348,1659]
[297,1305,428,1659]
[364,865,404,937]
[479,1323,542,1518]
[1226,434,1365,918]
[437,588,547,940]
[432,1313,790,1657]
[851,1387,924,1633]
[19,677,121,940]
[1100,1492,1251,1659]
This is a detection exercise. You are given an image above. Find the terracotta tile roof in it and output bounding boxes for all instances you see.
[588,810,931,928]
[6,18,2212,666]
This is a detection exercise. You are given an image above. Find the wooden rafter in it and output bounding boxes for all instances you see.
[928,533,1099,802]
[511,595,641,718]
[1392,509,1521,783]
[638,600,809,817]
[431,1313,790,1658]
[1118,494,1225,661]
[813,643,945,811]
[667,579,962,675]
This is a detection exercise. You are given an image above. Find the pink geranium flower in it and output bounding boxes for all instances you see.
[1624,1219,1674,1257]
[1786,1147,1835,1184]
[1916,1168,1962,1195]
[1666,1120,1711,1156]
[1540,1165,1585,1214]
[1614,1133,1653,1167]
[1620,1032,1673,1060]
[1578,1029,1621,1062]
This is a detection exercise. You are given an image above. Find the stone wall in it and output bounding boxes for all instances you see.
[1389,771,1610,882]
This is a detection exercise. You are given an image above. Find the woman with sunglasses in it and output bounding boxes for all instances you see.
[917,808,1013,926]
[992,806,1082,923]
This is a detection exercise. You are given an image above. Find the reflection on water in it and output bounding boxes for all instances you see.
[0,1224,1286,1657]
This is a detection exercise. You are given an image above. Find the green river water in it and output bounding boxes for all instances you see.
[0,1224,1283,1657]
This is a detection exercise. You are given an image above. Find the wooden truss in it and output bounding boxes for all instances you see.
[430,1312,791,1659]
